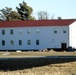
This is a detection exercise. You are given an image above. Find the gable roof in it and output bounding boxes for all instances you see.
[0,19,76,28]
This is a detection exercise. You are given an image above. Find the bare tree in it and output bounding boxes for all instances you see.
[37,11,49,20]
[51,14,55,20]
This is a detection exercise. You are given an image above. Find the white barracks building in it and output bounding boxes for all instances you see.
[0,19,76,51]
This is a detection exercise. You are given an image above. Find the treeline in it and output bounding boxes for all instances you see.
[0,1,35,21]
[0,1,61,21]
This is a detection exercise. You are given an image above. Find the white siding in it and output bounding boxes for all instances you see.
[69,21,76,48]
[0,26,69,50]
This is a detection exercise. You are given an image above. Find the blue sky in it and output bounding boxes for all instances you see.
[0,0,76,19]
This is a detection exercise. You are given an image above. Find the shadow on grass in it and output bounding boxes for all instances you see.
[0,56,76,71]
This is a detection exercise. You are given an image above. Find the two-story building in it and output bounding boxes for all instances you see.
[0,19,76,51]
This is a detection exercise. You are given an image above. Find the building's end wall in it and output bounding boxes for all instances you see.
[69,21,76,48]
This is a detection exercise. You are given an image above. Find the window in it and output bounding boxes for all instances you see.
[63,30,66,33]
[2,40,5,46]
[36,29,39,34]
[36,40,39,45]
[54,30,57,33]
[19,30,22,34]
[27,40,31,45]
[2,30,5,35]
[19,40,22,45]
[10,29,13,35]
[10,40,13,45]
[27,29,31,34]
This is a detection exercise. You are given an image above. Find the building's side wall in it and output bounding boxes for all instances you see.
[0,26,69,50]
[69,21,76,48]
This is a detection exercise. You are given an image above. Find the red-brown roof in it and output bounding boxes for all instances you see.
[0,19,76,28]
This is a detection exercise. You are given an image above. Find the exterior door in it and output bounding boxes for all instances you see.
[61,43,67,50]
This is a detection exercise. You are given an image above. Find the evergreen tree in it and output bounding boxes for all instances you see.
[16,1,34,20]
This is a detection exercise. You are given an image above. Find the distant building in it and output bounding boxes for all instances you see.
[0,19,76,51]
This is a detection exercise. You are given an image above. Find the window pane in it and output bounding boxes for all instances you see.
[2,30,5,35]
[27,29,31,34]
[36,40,39,45]
[54,30,57,33]
[10,29,13,35]
[63,30,66,33]
[36,29,39,34]
[27,40,31,45]
[19,40,22,45]
[19,30,22,34]
[10,40,13,45]
[2,40,5,45]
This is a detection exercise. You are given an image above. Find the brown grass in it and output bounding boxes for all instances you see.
[0,51,76,75]
[0,51,76,58]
